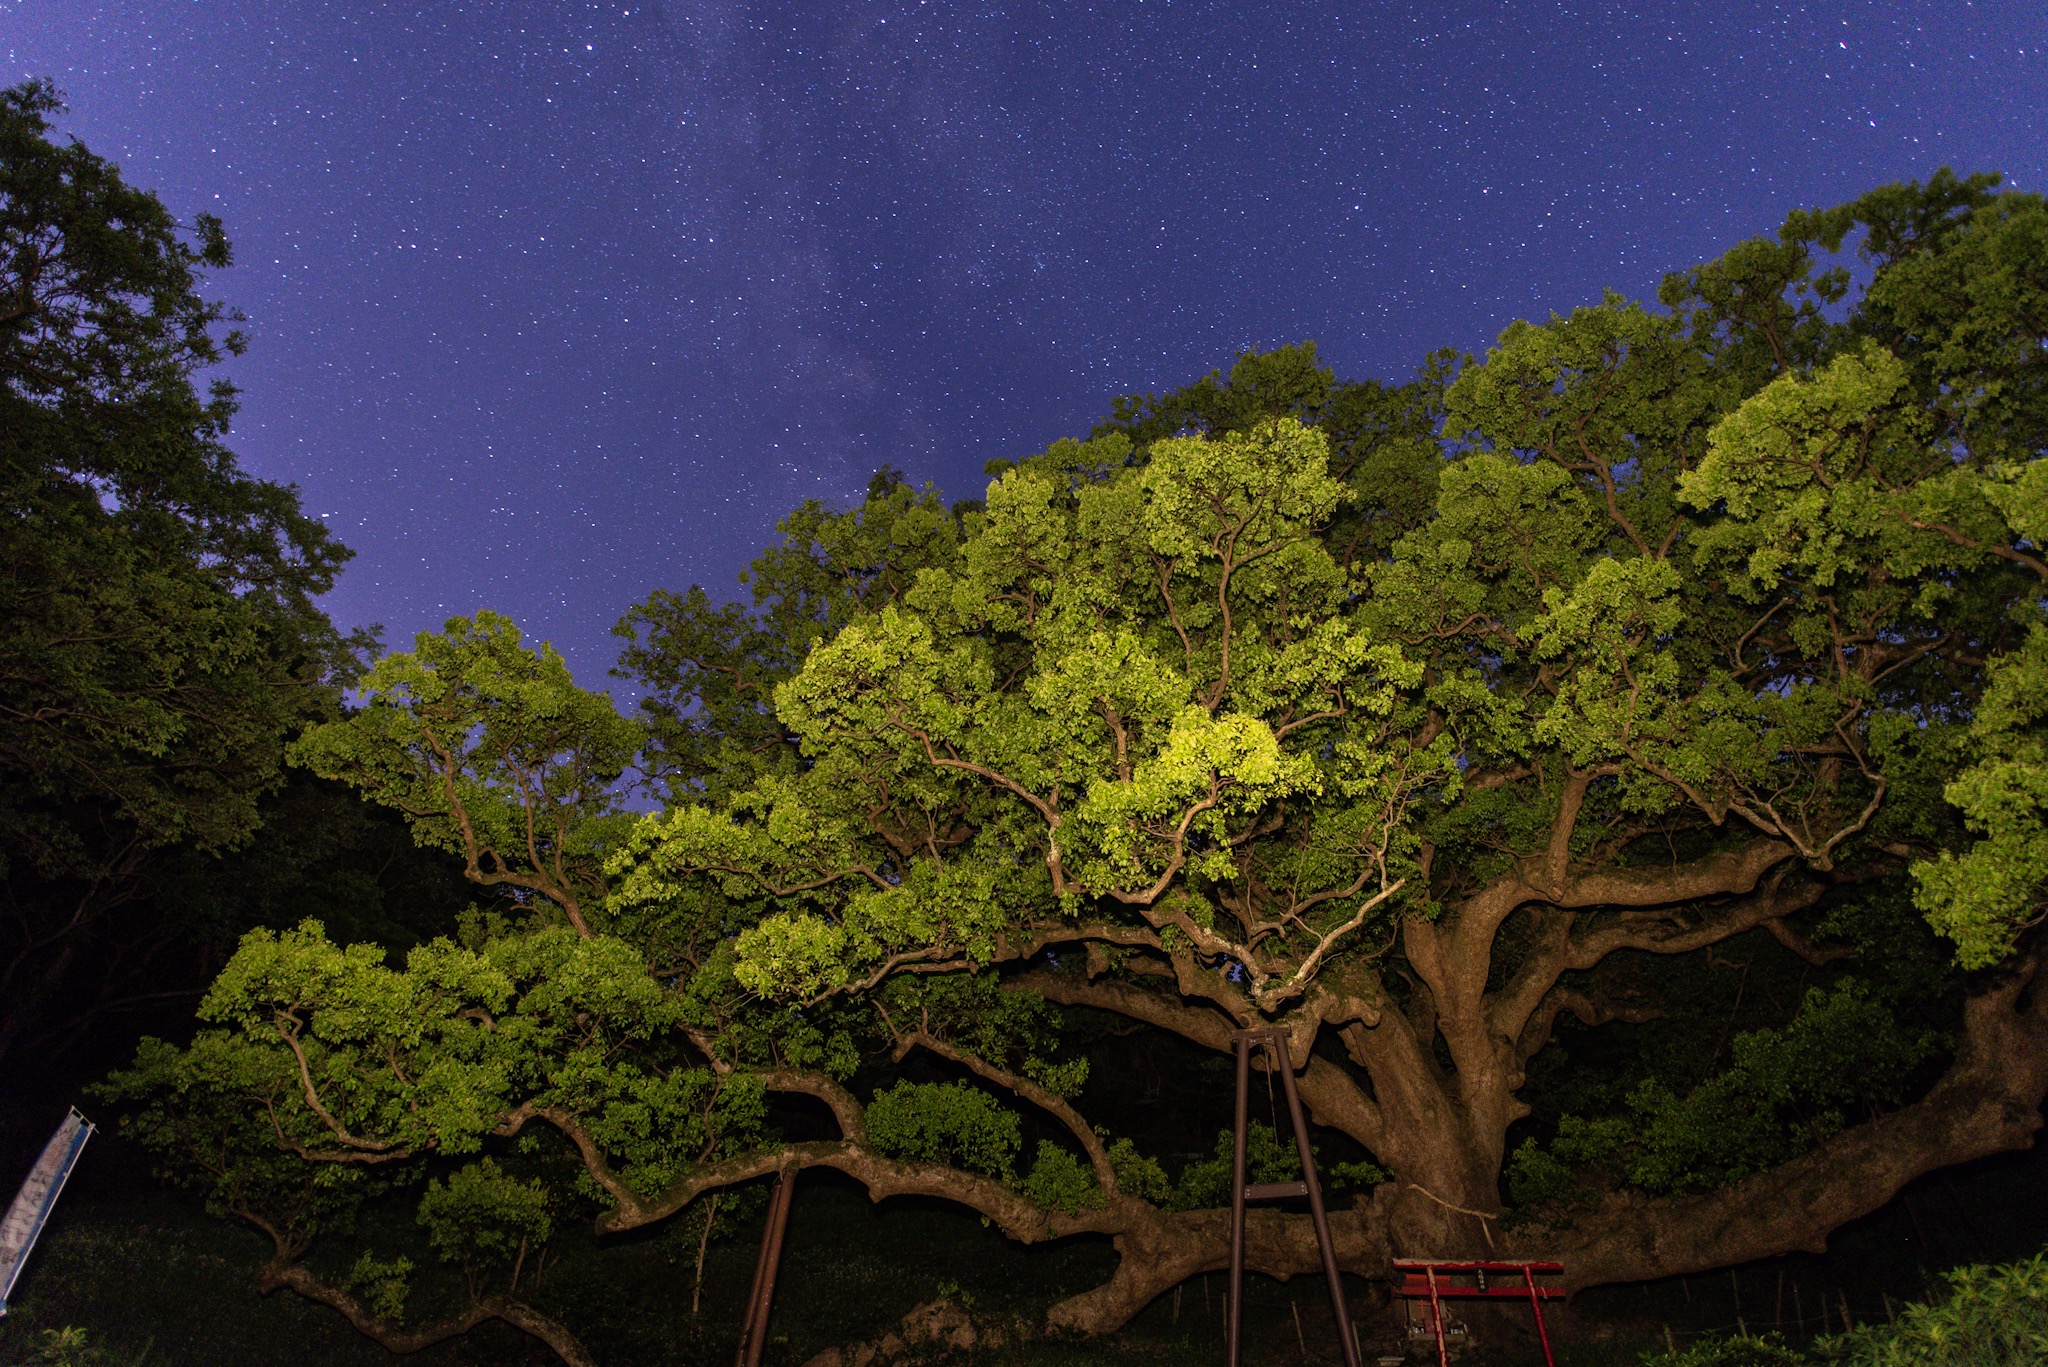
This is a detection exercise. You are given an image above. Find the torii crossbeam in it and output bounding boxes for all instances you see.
[1393,1258,1564,1367]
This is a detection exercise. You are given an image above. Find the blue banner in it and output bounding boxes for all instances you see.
[0,1109,94,1315]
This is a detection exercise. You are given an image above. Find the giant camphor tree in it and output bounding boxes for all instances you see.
[105,171,2048,1364]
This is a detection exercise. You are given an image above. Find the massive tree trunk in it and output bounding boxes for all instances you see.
[1040,956,2044,1336]
[597,811,2045,1347]
[1003,903,2047,1334]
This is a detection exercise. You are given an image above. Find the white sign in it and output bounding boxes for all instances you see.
[0,1109,95,1315]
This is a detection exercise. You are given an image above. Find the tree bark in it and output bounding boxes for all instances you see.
[1043,1197,1391,1335]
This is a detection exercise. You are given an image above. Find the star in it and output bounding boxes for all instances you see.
[10,0,2041,682]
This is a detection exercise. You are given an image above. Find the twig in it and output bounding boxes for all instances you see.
[1405,1183,1496,1250]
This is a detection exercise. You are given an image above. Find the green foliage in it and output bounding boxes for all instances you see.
[883,976,1074,1078]
[95,909,770,1251]
[1823,1253,2048,1366]
[343,1251,413,1323]
[1516,984,1937,1198]
[1638,1332,1809,1367]
[1506,1137,1579,1208]
[1095,340,1337,446]
[92,1027,376,1250]
[580,1066,771,1201]
[1639,1252,2048,1367]
[1325,1158,1391,1191]
[192,919,525,1158]
[614,412,1433,1012]
[1024,1055,1091,1098]
[1017,1141,1104,1214]
[865,1081,1021,1179]
[293,612,643,929]
[33,1327,95,1367]
[0,78,366,1067]
[1802,169,2048,468]
[0,80,357,860]
[416,1159,551,1269]
[614,468,965,805]
[1103,1138,1172,1206]
[1913,625,2048,968]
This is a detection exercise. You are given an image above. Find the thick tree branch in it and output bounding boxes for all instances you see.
[1491,868,1824,1044]
[1549,839,1796,912]
[1014,969,1237,1052]
[609,1138,1124,1243]
[257,1262,597,1366]
[1509,951,2048,1289]
[1515,986,1663,1065]
[889,1029,1116,1195]
[754,1069,869,1144]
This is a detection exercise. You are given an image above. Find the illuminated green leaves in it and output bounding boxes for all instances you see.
[417,1159,551,1269]
[1682,343,1930,595]
[291,612,643,929]
[344,1253,414,1322]
[1069,706,1318,889]
[866,1081,1021,1178]
[606,411,1427,1000]
[1914,626,2048,968]
[1137,418,1346,564]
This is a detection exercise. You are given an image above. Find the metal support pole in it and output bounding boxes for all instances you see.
[1226,1031,1252,1366]
[1275,1042,1362,1367]
[1227,1029,1361,1367]
[735,1166,797,1367]
[735,1190,776,1352]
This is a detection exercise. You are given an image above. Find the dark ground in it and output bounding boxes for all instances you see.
[0,1108,2042,1367]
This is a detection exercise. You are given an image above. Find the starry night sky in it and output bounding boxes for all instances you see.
[8,2,2046,685]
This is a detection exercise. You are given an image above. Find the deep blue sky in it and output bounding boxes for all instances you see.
[8,2,2045,685]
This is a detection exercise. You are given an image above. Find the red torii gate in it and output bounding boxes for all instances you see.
[1393,1259,1564,1367]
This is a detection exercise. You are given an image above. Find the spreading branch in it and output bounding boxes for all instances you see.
[887,1027,1117,1196]
[257,1262,597,1367]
